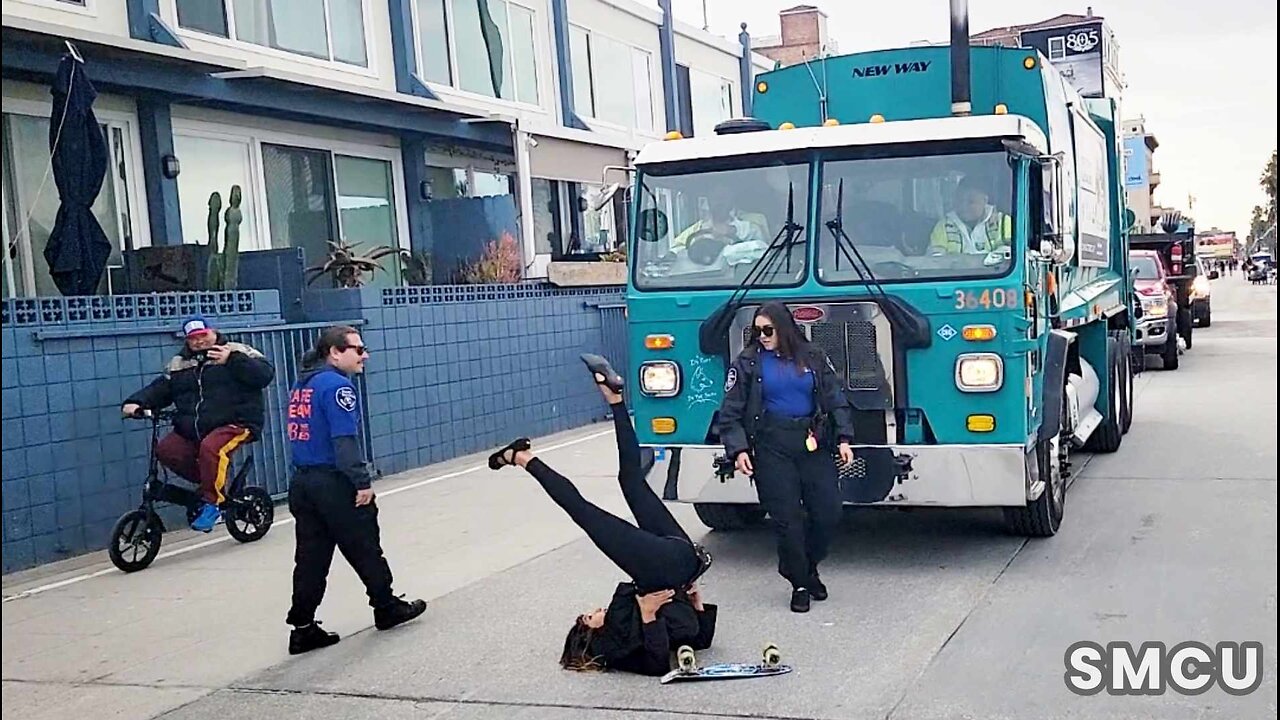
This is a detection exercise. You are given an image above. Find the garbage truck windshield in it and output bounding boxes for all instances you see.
[816,149,1016,284]
[632,159,811,290]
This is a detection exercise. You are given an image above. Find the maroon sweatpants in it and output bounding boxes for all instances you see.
[154,425,253,505]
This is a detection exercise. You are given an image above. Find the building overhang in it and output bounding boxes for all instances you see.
[1,16,511,150]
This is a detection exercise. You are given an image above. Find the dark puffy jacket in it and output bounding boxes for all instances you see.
[716,343,855,460]
[592,582,717,676]
[126,333,274,441]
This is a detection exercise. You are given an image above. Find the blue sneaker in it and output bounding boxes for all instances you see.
[191,503,221,533]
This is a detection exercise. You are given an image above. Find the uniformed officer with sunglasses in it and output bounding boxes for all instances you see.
[283,325,426,655]
[716,302,855,613]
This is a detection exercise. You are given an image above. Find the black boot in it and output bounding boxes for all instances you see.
[809,574,828,602]
[289,622,340,655]
[790,587,811,613]
[374,596,427,630]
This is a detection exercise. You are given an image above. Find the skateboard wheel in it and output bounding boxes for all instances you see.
[763,643,781,667]
[677,645,697,672]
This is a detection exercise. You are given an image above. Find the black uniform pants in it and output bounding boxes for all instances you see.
[526,402,698,593]
[752,415,842,589]
[286,467,396,626]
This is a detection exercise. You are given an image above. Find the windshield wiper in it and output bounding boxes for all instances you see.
[824,179,932,349]
[825,179,894,301]
[698,183,805,356]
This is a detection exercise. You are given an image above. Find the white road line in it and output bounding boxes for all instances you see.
[2,428,616,603]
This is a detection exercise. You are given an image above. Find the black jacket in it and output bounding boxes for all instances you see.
[593,582,717,676]
[716,343,855,460]
[126,333,274,441]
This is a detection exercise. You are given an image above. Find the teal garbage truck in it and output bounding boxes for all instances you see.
[625,1,1135,537]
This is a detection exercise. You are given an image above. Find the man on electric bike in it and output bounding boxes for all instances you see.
[121,316,274,532]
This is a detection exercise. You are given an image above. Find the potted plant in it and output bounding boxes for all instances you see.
[306,240,402,288]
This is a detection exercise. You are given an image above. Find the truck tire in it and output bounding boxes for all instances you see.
[694,503,766,531]
[1085,337,1123,453]
[1112,331,1134,435]
[1160,329,1180,370]
[1202,304,1212,327]
[1005,399,1068,537]
[1179,308,1193,350]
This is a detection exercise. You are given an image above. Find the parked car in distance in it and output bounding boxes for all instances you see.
[1131,250,1181,370]
[1190,257,1217,327]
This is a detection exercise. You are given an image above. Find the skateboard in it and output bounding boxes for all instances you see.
[659,643,793,684]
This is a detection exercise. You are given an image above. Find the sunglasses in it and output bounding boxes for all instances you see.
[341,344,371,356]
[750,325,776,338]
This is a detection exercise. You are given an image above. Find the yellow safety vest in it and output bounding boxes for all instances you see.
[927,209,1011,255]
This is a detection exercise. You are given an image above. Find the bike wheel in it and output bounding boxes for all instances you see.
[108,510,163,572]
[225,487,274,543]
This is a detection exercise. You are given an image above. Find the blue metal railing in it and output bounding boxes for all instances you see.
[219,320,368,498]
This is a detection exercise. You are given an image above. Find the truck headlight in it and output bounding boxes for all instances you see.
[955,353,1004,392]
[639,361,681,397]
[1142,298,1168,317]
[1191,276,1211,298]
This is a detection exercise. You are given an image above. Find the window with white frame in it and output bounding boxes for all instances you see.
[171,125,406,288]
[2,108,143,298]
[413,0,540,105]
[569,26,655,132]
[689,69,734,138]
[1047,36,1066,60]
[174,0,369,67]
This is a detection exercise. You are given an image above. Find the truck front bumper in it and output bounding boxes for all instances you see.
[645,444,1031,508]
[1134,316,1172,347]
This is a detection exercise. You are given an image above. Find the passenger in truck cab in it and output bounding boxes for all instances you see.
[669,184,770,264]
[927,177,1012,256]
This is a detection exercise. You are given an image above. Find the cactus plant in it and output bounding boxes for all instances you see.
[206,191,223,289]
[205,185,243,291]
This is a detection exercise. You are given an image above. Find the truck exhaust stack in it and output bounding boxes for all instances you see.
[950,0,972,115]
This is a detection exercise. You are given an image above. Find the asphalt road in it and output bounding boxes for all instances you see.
[3,274,1275,720]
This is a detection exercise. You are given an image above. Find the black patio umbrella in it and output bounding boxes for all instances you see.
[43,51,111,296]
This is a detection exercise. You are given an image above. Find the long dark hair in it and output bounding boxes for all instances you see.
[559,619,605,672]
[754,302,810,372]
[301,325,359,368]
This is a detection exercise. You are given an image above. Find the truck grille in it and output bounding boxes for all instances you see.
[811,320,880,391]
[730,301,893,402]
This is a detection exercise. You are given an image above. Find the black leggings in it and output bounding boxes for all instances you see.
[526,402,698,592]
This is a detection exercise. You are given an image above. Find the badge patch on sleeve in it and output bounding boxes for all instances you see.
[724,368,738,392]
[335,386,358,412]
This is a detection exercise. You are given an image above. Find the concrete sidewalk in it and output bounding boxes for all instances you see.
[2,416,656,720]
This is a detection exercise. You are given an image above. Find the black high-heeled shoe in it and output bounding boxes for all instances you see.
[580,353,624,394]
[488,438,531,470]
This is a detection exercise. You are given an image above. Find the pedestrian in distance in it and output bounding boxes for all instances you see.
[716,301,855,613]
[487,354,716,677]
[284,325,425,655]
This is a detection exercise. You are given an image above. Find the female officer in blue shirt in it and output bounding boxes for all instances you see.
[284,325,425,655]
[717,302,855,613]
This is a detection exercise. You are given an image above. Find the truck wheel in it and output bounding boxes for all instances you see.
[1160,330,1180,370]
[1005,400,1067,537]
[694,503,766,531]
[1085,338,1123,453]
[1112,332,1134,434]
[1202,304,1212,327]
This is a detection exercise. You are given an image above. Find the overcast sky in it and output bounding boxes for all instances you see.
[661,0,1277,234]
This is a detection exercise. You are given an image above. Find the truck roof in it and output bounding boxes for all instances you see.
[633,114,1048,167]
